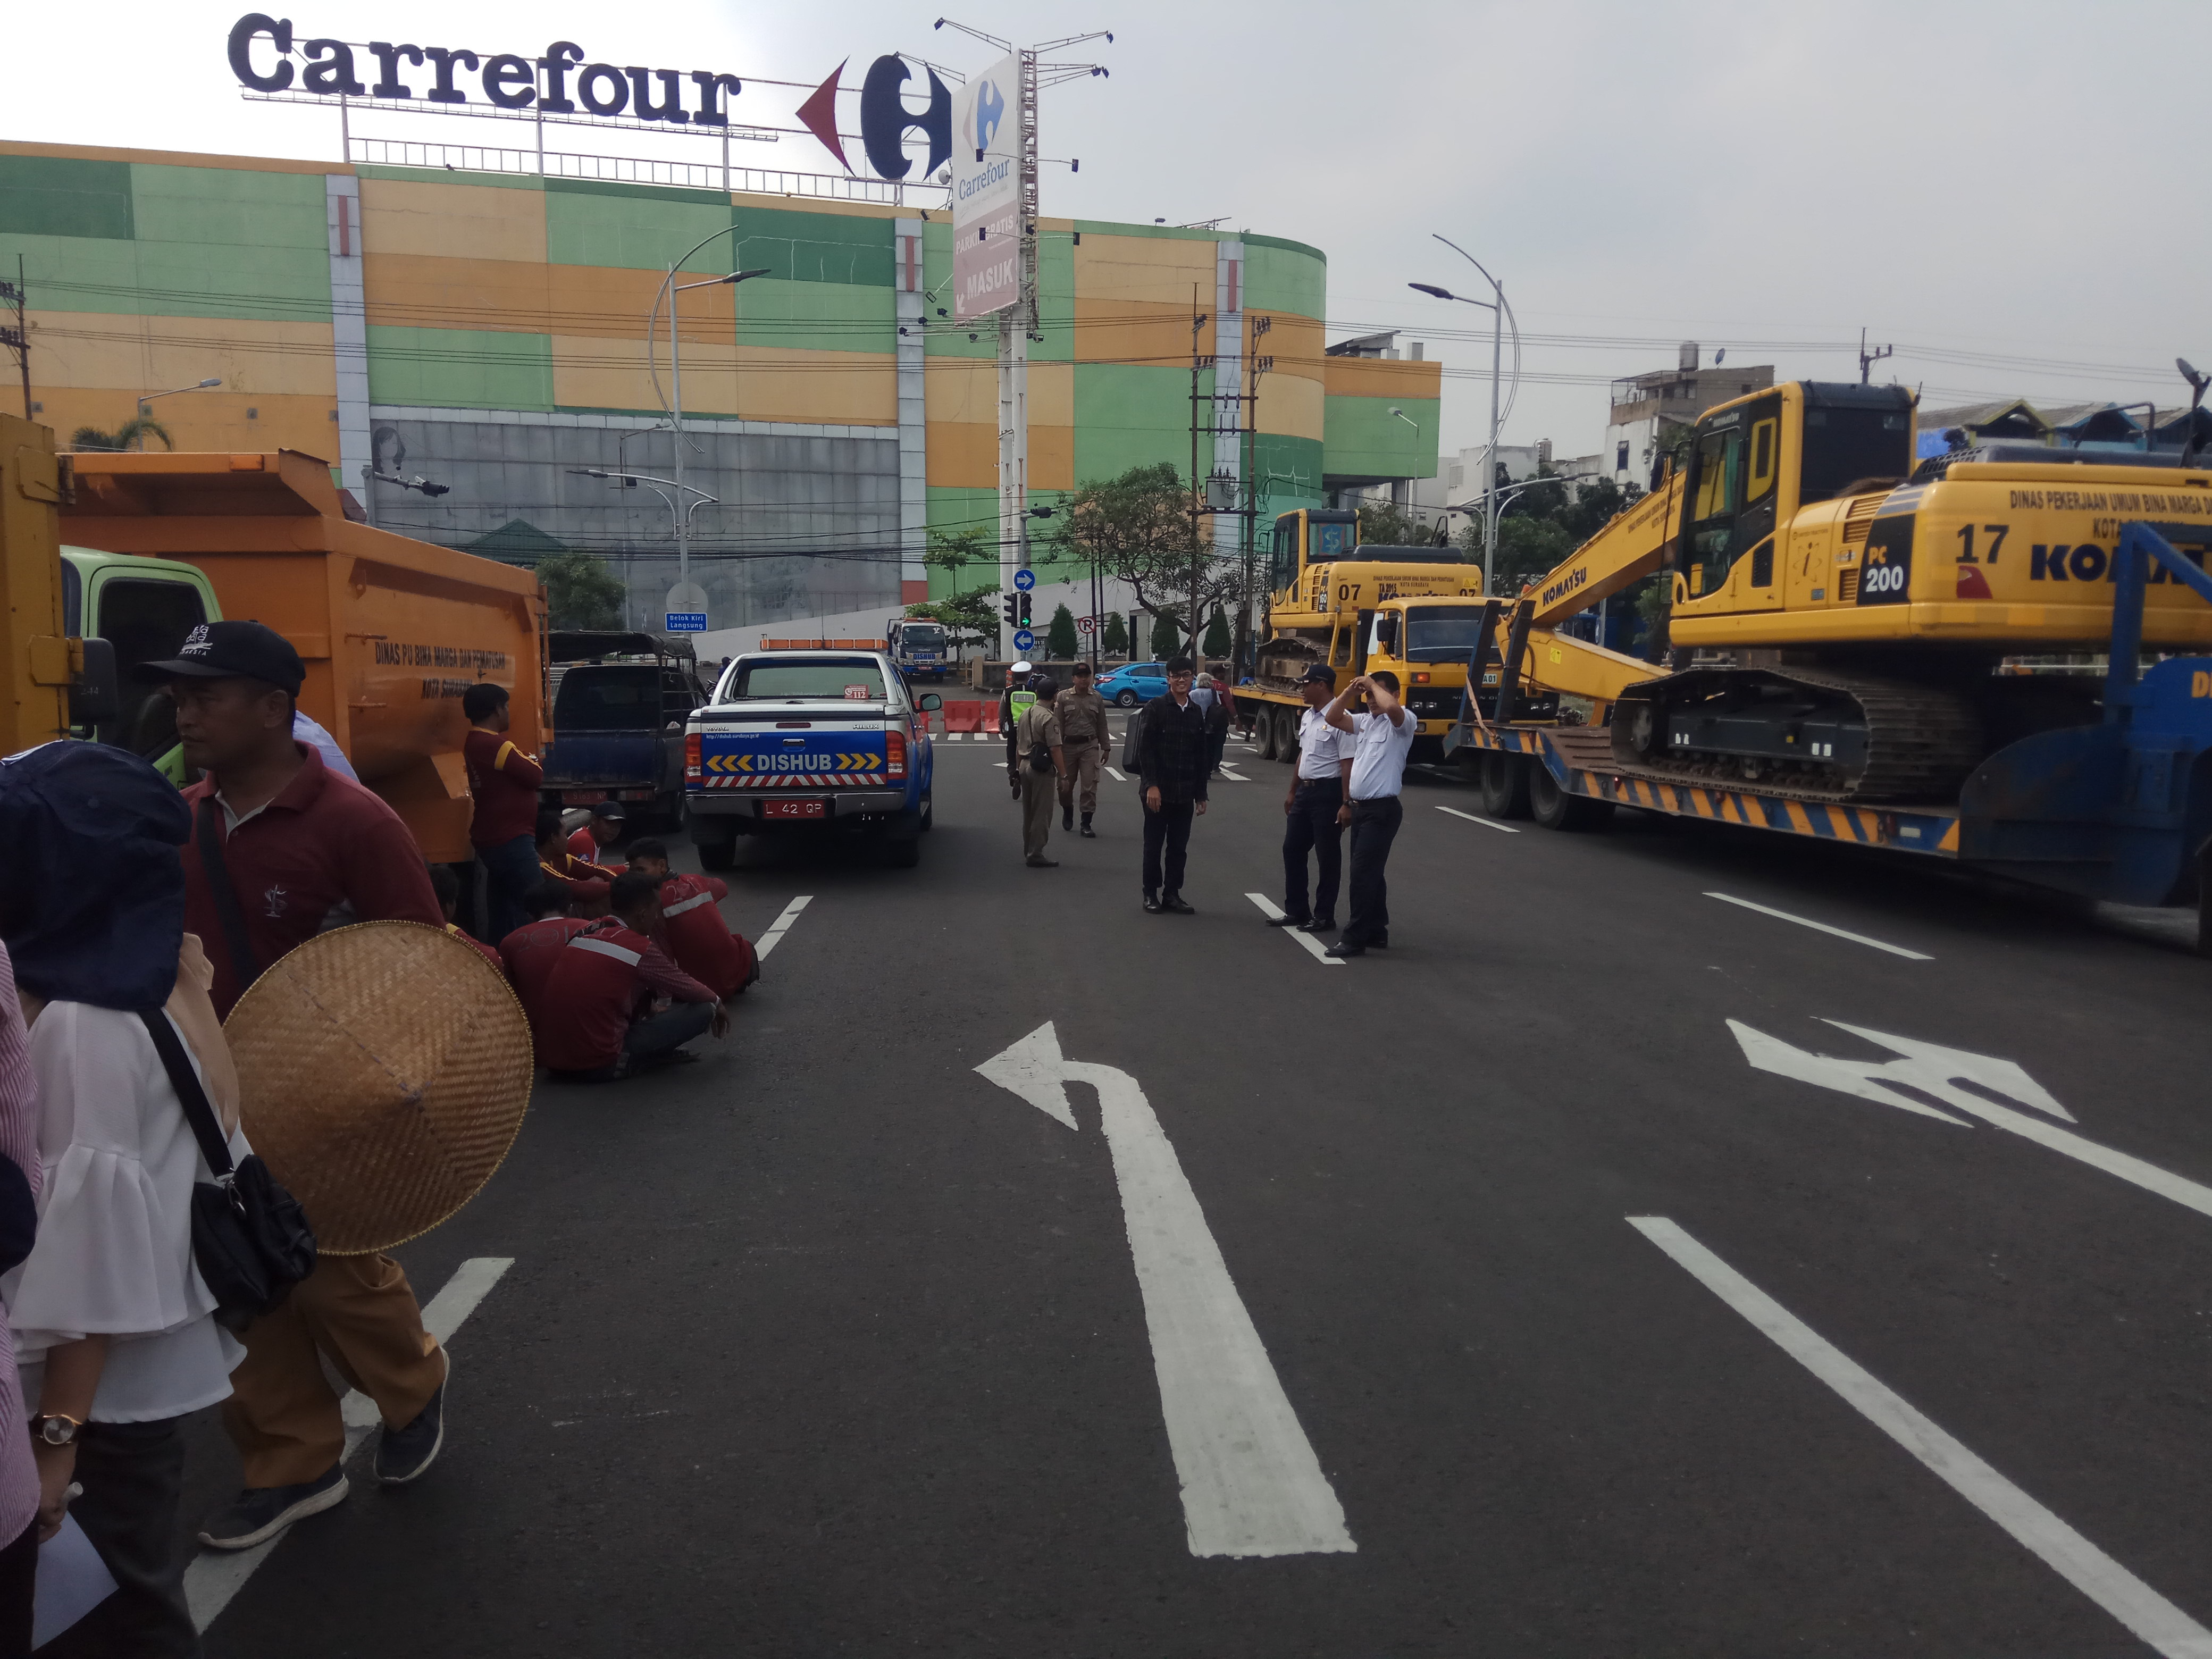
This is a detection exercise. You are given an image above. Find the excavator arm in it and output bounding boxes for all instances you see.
[1521,471,1682,630]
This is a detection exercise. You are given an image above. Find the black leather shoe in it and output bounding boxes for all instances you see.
[1298,917,1336,933]
[1062,810,1075,831]
[1161,894,1195,915]
[1323,941,1366,959]
[1371,933,1389,949]
[1079,825,1096,838]
[1027,856,1059,868]
[1143,894,1163,914]
[1267,915,1311,928]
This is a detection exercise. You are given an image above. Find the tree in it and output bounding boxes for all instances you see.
[1201,607,1232,657]
[1149,608,1184,658]
[1045,601,1078,660]
[1102,612,1129,657]
[1355,498,1438,548]
[71,417,172,453]
[1049,462,1256,635]
[535,550,626,629]
[911,526,1001,652]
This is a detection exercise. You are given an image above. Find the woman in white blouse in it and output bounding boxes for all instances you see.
[0,742,244,1657]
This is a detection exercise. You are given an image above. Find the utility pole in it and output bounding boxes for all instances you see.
[1188,292,1210,663]
[1859,327,1893,386]
[0,257,26,419]
[1236,314,1272,679]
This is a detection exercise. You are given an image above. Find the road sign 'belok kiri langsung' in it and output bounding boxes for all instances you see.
[952,55,1022,322]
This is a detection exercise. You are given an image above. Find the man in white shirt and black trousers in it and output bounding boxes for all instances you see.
[1266,663,1354,935]
[1320,668,1419,958]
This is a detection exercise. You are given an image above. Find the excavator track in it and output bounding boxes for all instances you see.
[1610,664,1986,805]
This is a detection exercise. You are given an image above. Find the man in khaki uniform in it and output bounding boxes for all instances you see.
[1056,661,1111,838]
[1015,674,1067,867]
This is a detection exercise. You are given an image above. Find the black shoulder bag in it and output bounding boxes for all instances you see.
[138,1010,316,1333]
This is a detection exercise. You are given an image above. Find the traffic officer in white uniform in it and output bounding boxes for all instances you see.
[1266,664,1354,934]
[1000,660,1036,798]
[1320,669,1418,958]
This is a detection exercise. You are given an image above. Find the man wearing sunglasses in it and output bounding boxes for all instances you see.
[1136,657,1211,914]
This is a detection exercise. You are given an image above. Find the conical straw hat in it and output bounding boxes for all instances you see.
[224,921,533,1255]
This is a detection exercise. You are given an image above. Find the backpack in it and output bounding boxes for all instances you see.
[1119,700,1148,773]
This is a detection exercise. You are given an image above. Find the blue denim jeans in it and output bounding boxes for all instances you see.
[477,832,540,945]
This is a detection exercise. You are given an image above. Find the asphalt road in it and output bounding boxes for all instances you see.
[188,723,2212,1657]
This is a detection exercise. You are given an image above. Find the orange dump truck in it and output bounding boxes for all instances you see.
[58,446,546,862]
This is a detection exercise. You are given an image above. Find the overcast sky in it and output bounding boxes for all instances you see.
[11,1,2208,467]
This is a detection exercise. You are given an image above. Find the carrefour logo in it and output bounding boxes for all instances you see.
[968,78,1006,152]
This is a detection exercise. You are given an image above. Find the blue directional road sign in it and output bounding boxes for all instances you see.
[1012,628,1036,652]
[1013,568,1036,592]
[665,612,708,633]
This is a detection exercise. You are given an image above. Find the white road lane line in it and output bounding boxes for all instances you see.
[187,1256,518,1633]
[1218,767,1249,783]
[1706,892,1933,960]
[753,894,814,961]
[1106,766,1128,782]
[1628,1218,2212,1659]
[1435,805,1520,834]
[1245,894,1344,966]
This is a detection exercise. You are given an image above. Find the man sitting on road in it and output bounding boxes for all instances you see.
[537,872,728,1080]
[624,838,759,1001]
[568,800,627,876]
[498,883,590,1065]
[535,808,612,916]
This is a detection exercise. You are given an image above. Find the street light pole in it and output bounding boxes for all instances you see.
[1410,238,1515,599]
[661,265,770,603]
[136,376,222,450]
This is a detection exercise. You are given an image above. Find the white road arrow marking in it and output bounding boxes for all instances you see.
[1731,1019,2212,1218]
[975,1022,1355,1558]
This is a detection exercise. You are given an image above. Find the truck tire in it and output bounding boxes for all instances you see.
[1271,705,1299,763]
[1479,751,1532,819]
[919,791,934,832]
[1255,708,1279,761]
[884,812,923,868]
[1529,762,1613,831]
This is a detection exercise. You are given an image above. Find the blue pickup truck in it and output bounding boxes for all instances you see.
[542,632,709,828]
[685,649,940,868]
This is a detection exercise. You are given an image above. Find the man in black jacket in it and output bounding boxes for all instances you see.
[1137,656,1211,914]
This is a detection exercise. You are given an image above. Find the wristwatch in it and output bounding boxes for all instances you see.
[31,1414,81,1447]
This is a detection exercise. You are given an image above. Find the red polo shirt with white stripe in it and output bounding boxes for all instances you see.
[654,874,754,999]
[535,919,717,1073]
[498,916,591,1061]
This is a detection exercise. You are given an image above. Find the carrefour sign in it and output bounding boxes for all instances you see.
[226,14,750,123]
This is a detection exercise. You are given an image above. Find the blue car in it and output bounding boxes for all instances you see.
[1095,660,1168,708]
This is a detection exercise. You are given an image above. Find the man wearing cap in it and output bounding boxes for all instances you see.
[1271,664,1354,935]
[567,799,626,876]
[132,622,457,1551]
[1055,661,1110,838]
[1013,675,1067,868]
[462,682,543,944]
[999,660,1036,795]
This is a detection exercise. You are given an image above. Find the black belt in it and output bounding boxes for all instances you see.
[1350,794,1401,804]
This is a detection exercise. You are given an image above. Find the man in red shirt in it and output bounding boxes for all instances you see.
[538,872,727,1080]
[623,838,759,1001]
[567,800,626,876]
[462,682,542,944]
[535,809,612,915]
[498,883,591,1063]
[132,621,455,1551]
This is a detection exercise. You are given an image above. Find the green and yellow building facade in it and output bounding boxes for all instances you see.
[0,140,1439,632]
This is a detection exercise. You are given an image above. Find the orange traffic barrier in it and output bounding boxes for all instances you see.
[944,701,982,732]
[981,702,1001,734]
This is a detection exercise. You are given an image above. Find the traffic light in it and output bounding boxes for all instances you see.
[1017,592,1032,628]
[1003,593,1019,627]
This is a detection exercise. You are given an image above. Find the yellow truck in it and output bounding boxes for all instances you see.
[0,412,546,860]
[1229,508,1493,763]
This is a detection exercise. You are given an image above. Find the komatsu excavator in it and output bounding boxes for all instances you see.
[1485,379,2212,805]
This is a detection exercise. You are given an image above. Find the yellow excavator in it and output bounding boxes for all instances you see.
[1479,379,2212,804]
